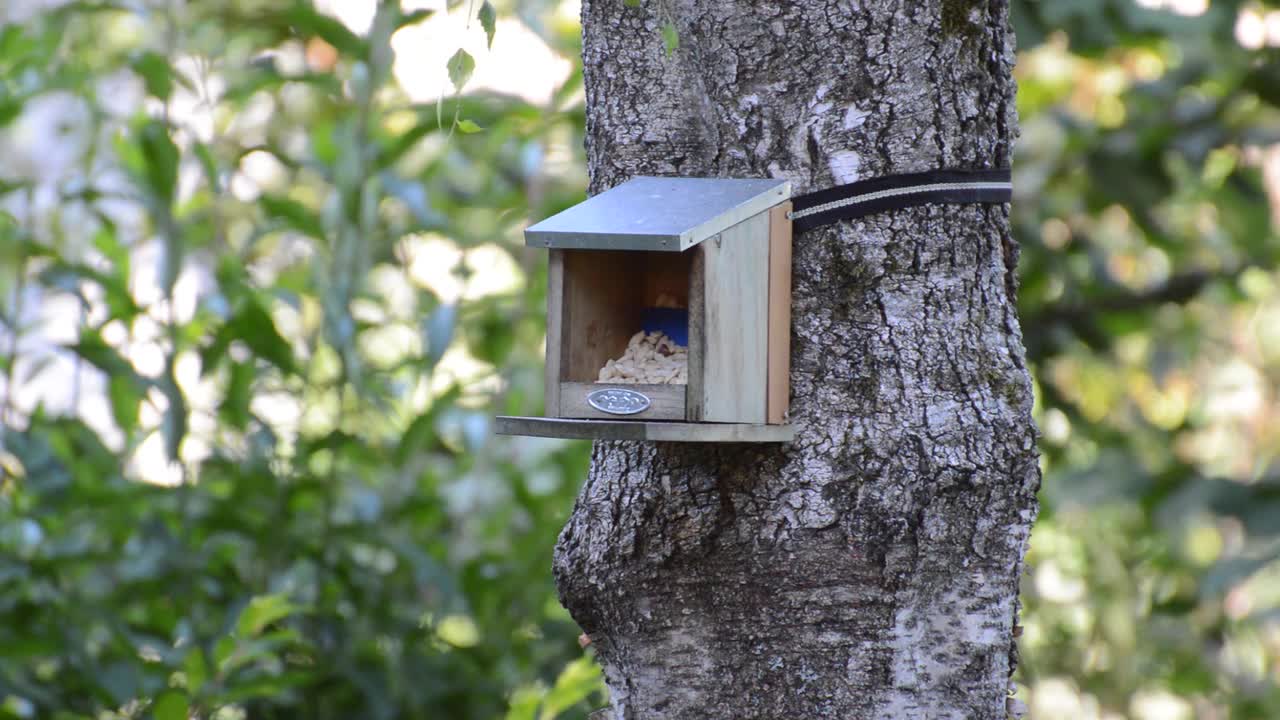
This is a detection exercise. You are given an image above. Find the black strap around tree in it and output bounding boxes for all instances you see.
[788,167,1012,233]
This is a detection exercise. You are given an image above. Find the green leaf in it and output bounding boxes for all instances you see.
[0,26,32,63]
[226,298,296,374]
[219,360,254,431]
[151,691,188,720]
[160,368,187,464]
[108,374,141,435]
[183,650,208,695]
[39,261,141,321]
[538,657,603,720]
[464,303,514,364]
[397,8,435,30]
[456,119,483,134]
[550,70,584,110]
[91,226,130,282]
[213,636,236,668]
[236,594,297,637]
[137,120,179,209]
[69,330,139,379]
[375,118,437,169]
[479,2,496,49]
[274,5,366,57]
[0,98,20,128]
[1202,550,1280,599]
[505,685,542,720]
[216,629,302,676]
[446,49,475,92]
[193,141,220,192]
[424,303,456,365]
[213,671,312,704]
[161,227,183,299]
[131,51,173,100]
[661,22,679,55]
[260,193,324,238]
[395,384,460,463]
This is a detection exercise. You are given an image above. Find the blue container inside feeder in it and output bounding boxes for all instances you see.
[640,308,688,347]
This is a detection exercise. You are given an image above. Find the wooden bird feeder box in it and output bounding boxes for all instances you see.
[496,177,795,443]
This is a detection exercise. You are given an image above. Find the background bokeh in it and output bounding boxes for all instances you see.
[0,1,1277,718]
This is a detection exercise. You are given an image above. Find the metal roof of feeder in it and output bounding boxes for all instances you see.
[524,176,792,252]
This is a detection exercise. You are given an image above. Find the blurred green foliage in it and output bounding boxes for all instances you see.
[1013,1,1280,717]
[0,1,597,718]
[0,1,1279,719]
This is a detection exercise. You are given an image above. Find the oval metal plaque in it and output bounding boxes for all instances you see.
[586,388,651,416]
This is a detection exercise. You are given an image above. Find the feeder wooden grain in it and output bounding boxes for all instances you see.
[496,176,795,443]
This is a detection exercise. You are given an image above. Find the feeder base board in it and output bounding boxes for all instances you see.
[495,416,794,443]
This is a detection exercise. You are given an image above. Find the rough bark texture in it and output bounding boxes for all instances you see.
[553,2,1039,718]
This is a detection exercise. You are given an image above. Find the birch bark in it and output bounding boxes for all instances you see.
[554,2,1039,717]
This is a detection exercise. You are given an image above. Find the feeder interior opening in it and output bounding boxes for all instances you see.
[558,250,692,385]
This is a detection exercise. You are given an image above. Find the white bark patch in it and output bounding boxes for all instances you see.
[882,580,1007,719]
[844,104,869,129]
[885,597,972,712]
[811,84,834,131]
[790,83,835,166]
[829,150,862,183]
[780,488,838,529]
[768,162,805,189]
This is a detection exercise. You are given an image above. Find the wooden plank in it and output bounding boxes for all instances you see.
[692,212,770,423]
[559,382,686,421]
[685,247,706,420]
[495,416,796,443]
[766,202,793,424]
[545,250,564,416]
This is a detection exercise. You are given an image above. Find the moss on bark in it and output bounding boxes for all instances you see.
[942,0,987,38]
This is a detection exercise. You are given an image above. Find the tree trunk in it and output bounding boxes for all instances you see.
[553,2,1039,718]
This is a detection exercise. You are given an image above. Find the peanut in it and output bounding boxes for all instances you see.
[596,330,688,385]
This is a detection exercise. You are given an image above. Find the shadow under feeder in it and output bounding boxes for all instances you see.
[497,176,795,443]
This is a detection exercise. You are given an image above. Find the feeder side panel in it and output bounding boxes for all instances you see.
[545,250,565,416]
[694,212,769,423]
[766,203,793,425]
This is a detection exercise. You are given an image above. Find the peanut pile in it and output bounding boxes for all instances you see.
[597,330,687,385]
